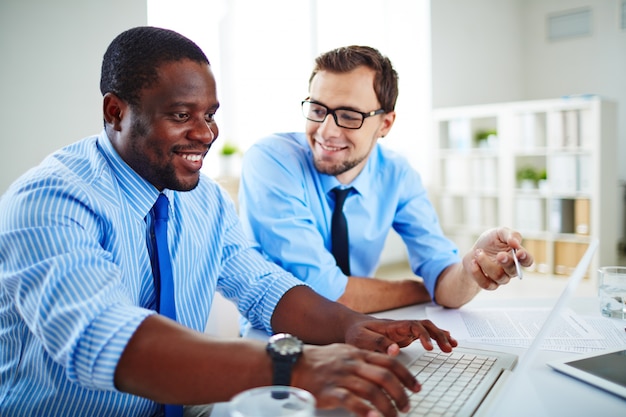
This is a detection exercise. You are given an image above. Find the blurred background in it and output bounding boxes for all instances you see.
[2,0,623,191]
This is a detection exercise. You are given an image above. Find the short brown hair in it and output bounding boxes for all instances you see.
[309,46,399,112]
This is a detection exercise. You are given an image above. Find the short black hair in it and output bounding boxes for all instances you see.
[100,26,210,106]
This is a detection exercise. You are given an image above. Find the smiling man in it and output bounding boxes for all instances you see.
[239,45,533,315]
[0,29,460,417]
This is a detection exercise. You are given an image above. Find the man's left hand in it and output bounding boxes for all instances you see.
[344,318,458,356]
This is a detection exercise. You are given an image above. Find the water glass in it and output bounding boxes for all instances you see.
[598,266,626,319]
[229,386,315,417]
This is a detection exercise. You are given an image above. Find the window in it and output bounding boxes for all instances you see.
[148,0,431,180]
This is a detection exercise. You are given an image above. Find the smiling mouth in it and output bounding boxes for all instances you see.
[179,153,204,162]
[317,141,346,152]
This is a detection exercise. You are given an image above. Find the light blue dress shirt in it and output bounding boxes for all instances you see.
[239,132,460,302]
[0,131,302,416]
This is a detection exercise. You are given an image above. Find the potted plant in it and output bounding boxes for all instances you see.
[475,129,498,149]
[220,142,239,157]
[516,166,538,189]
[537,168,548,193]
[219,141,241,177]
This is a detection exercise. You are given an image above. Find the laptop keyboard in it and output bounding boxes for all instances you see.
[402,350,498,417]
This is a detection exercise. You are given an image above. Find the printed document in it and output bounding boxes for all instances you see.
[426,306,626,353]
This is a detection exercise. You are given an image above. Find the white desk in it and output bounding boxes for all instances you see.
[211,296,626,417]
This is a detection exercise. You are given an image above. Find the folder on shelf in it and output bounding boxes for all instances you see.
[443,156,469,191]
[577,154,592,193]
[574,198,591,235]
[578,108,593,148]
[520,112,546,149]
[564,110,580,148]
[547,110,565,148]
[523,238,549,274]
[550,198,575,234]
[515,197,545,232]
[554,241,589,277]
[448,118,471,150]
[549,155,578,194]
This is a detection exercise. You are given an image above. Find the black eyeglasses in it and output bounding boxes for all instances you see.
[301,100,385,130]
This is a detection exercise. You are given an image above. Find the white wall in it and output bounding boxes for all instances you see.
[431,0,525,107]
[0,0,147,195]
[431,0,626,182]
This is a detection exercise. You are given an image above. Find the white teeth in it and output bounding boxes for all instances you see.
[181,154,202,162]
[319,143,342,151]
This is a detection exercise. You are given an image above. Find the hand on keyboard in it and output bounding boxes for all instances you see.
[292,343,420,417]
[344,318,459,356]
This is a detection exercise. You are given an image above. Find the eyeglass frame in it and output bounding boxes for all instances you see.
[301,99,385,130]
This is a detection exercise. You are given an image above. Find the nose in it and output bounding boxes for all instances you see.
[189,118,217,145]
[317,112,341,136]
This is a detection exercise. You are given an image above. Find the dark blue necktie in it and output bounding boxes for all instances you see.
[331,187,352,275]
[150,194,182,417]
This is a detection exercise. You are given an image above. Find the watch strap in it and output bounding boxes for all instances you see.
[272,357,294,386]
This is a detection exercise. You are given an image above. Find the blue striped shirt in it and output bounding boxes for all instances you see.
[239,132,460,301]
[0,131,302,416]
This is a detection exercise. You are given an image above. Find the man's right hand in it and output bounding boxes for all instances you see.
[291,343,420,417]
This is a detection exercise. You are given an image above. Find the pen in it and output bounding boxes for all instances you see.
[512,249,523,280]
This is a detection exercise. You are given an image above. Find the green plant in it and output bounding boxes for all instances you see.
[475,129,497,144]
[537,168,547,181]
[516,166,539,182]
[220,142,239,156]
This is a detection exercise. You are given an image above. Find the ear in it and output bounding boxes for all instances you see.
[378,110,396,139]
[103,92,128,132]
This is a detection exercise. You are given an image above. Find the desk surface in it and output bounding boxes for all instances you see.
[212,297,626,417]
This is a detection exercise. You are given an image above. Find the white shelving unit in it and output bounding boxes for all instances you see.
[431,97,619,281]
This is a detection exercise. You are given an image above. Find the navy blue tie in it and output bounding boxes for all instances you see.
[331,187,352,275]
[150,194,182,417]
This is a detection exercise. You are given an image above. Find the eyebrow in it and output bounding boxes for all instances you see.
[167,101,220,112]
[308,99,363,113]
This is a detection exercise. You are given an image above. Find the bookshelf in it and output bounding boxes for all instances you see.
[431,97,619,281]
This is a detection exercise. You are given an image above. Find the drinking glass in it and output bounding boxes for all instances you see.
[598,266,626,319]
[229,386,315,417]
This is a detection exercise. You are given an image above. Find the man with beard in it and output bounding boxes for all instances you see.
[239,45,533,316]
[0,28,458,417]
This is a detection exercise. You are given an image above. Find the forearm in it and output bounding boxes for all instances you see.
[433,262,481,308]
[337,276,432,313]
[270,285,368,344]
[115,315,271,404]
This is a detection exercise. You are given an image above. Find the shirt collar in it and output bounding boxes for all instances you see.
[320,145,379,200]
[97,130,173,219]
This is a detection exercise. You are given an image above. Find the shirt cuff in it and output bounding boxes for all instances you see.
[425,260,460,304]
[253,273,309,335]
[319,272,348,302]
[68,304,155,391]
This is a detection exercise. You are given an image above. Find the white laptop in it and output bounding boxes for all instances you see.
[211,239,598,417]
[318,238,599,417]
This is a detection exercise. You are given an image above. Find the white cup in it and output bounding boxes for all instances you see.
[229,386,315,417]
[598,266,626,319]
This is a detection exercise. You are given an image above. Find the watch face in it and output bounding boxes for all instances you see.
[270,334,303,356]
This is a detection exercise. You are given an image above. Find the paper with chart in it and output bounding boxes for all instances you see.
[426,306,626,353]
